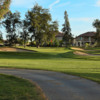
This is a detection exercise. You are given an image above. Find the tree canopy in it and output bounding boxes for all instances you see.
[20,20,30,48]
[93,19,100,46]
[0,0,11,19]
[62,11,73,47]
[3,11,21,46]
[26,4,58,47]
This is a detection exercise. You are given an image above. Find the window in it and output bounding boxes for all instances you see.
[80,37,82,40]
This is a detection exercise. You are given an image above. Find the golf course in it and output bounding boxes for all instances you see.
[0,47,100,83]
[1,0,100,99]
[0,47,100,100]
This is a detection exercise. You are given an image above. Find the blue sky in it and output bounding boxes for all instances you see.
[3,0,100,38]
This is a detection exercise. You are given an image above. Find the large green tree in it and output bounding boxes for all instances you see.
[0,0,11,19]
[62,11,73,47]
[47,21,59,43]
[93,19,100,46]
[25,4,58,47]
[3,11,21,46]
[20,20,29,48]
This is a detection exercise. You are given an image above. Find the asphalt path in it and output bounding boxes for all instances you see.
[0,68,100,100]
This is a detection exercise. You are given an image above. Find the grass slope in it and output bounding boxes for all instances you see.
[0,74,46,100]
[81,47,100,55]
[0,47,100,83]
[85,50,100,55]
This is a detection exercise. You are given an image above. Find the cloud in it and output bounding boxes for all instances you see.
[49,0,60,10]
[57,2,70,7]
[95,0,100,7]
[70,18,94,22]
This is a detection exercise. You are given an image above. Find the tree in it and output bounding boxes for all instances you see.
[0,0,11,19]
[62,11,73,47]
[0,0,11,43]
[47,21,59,43]
[3,11,21,46]
[25,4,58,48]
[93,19,100,46]
[20,20,29,48]
[0,31,3,43]
[54,39,59,47]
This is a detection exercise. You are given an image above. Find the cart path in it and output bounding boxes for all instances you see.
[0,68,100,100]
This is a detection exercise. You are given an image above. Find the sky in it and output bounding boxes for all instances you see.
[2,0,100,38]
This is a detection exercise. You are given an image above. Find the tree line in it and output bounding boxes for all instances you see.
[0,1,73,48]
[0,0,100,48]
[1,4,59,48]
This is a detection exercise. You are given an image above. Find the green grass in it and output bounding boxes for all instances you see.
[81,47,100,55]
[85,50,100,55]
[0,47,100,83]
[0,74,46,100]
[85,47,100,50]
[18,46,70,53]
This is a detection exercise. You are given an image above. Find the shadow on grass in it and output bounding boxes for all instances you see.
[62,71,100,83]
[0,51,100,61]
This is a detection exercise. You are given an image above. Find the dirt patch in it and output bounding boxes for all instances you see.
[72,47,100,56]
[72,47,89,56]
[74,51,90,56]
[71,47,84,51]
[0,47,34,52]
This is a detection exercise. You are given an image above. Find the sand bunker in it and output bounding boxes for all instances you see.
[71,47,84,51]
[0,47,33,52]
[74,51,90,56]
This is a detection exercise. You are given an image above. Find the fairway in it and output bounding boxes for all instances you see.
[0,47,100,83]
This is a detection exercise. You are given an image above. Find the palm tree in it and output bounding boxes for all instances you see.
[93,19,100,46]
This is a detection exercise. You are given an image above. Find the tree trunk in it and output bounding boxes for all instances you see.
[36,39,41,48]
[24,40,26,48]
[36,43,39,48]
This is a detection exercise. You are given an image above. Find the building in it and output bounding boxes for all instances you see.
[55,32,64,41]
[73,32,96,47]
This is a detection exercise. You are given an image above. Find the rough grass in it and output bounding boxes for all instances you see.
[0,47,100,83]
[0,74,47,100]
[85,47,100,50]
[81,47,100,55]
[85,50,100,55]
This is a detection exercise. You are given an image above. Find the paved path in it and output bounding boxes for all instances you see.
[0,68,100,100]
